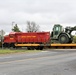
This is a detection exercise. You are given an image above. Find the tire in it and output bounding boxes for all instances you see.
[68,39,72,43]
[58,33,69,43]
[68,36,73,43]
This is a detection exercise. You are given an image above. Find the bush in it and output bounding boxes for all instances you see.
[73,36,76,43]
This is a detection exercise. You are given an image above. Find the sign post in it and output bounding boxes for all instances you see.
[0,30,5,49]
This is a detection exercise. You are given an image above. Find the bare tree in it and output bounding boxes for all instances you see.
[26,21,40,32]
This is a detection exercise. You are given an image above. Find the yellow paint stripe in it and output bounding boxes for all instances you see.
[15,43,76,47]
[15,44,40,46]
[51,44,76,47]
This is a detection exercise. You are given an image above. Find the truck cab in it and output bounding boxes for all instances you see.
[51,24,63,40]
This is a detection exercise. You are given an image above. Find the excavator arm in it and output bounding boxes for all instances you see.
[65,26,76,35]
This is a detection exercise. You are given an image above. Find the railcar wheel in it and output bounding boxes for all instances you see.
[58,34,69,43]
[36,46,43,50]
[27,47,30,50]
[27,47,34,50]
[35,47,39,50]
[3,43,7,47]
[3,43,10,48]
[40,46,44,50]
[10,43,15,48]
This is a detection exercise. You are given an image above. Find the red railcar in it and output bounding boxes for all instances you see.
[3,32,50,49]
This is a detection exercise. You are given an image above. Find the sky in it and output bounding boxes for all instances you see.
[0,0,76,34]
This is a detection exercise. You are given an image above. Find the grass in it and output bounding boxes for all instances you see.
[0,49,41,54]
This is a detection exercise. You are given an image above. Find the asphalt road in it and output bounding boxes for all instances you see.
[0,49,76,75]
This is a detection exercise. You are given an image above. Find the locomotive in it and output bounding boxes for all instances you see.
[3,32,50,50]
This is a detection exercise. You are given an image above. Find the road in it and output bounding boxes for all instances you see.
[0,49,76,75]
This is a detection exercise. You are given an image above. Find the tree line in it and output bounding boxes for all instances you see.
[1,22,76,43]
[12,21,40,32]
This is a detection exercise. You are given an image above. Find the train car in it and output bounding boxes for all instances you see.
[3,32,50,50]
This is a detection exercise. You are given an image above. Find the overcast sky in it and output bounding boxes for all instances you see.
[0,0,76,34]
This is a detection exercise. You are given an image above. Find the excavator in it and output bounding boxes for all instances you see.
[51,24,76,44]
